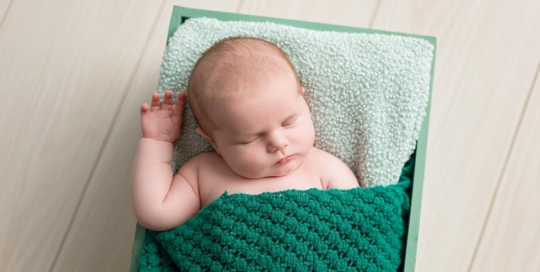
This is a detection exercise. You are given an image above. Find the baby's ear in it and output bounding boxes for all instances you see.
[196,127,220,154]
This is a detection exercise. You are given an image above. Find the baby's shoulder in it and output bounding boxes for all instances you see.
[178,152,228,182]
[308,147,360,188]
[308,147,346,166]
[185,151,224,167]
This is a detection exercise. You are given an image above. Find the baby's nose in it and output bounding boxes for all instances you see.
[267,130,289,153]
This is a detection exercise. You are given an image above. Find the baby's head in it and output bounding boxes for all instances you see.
[187,37,315,178]
[188,37,302,138]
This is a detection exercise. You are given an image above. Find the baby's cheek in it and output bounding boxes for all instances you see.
[294,122,315,145]
[240,148,265,167]
[228,148,263,175]
[244,148,267,167]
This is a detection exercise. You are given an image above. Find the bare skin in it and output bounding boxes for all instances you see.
[131,77,359,231]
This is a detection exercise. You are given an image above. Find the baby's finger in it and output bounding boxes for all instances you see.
[162,90,174,110]
[176,92,186,110]
[150,93,161,111]
[171,92,186,125]
[140,103,149,117]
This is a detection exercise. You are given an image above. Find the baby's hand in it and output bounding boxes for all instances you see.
[140,90,186,142]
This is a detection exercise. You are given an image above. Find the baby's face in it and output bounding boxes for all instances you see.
[205,73,315,179]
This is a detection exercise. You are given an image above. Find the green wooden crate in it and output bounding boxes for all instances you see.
[130,6,436,272]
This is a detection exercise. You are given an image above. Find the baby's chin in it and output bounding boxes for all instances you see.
[235,171,289,179]
[236,162,301,179]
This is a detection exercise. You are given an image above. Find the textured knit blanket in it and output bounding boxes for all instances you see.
[138,179,411,271]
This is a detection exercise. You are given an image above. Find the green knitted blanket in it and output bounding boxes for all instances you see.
[138,178,411,271]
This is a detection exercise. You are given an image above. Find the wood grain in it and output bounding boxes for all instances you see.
[0,0,13,29]
[470,64,540,271]
[237,0,380,28]
[171,0,243,13]
[51,1,242,271]
[371,0,540,270]
[0,0,163,270]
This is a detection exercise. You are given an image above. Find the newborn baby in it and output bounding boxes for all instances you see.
[131,37,359,231]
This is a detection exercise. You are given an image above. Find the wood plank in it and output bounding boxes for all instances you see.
[0,0,163,270]
[0,0,14,29]
[370,0,540,270]
[172,0,243,13]
[51,1,242,271]
[237,0,380,28]
[470,64,540,271]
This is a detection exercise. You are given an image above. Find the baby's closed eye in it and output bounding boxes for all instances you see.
[238,134,261,145]
[281,116,298,126]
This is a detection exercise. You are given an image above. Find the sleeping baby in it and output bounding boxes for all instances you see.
[131,37,360,231]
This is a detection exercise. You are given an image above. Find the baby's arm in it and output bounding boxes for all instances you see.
[131,91,201,231]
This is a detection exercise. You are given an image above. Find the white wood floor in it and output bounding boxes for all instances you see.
[1,0,539,271]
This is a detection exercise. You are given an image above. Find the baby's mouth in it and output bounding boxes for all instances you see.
[276,155,295,165]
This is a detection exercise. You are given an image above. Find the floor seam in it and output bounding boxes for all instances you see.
[0,0,15,33]
[368,0,383,29]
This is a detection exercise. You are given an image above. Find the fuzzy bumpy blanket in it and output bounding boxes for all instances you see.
[137,17,433,271]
